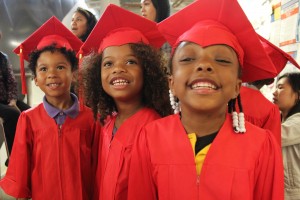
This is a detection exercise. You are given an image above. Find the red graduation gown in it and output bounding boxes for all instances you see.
[0,104,98,200]
[128,114,284,200]
[93,108,160,200]
[240,86,281,145]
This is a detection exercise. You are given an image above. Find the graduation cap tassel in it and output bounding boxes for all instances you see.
[19,45,27,94]
[78,49,84,111]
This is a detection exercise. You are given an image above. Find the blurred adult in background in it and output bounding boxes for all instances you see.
[70,7,97,95]
[140,0,170,23]
[140,0,171,60]
[273,72,300,200]
[71,7,97,42]
[0,30,30,161]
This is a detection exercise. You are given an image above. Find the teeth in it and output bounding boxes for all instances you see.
[191,82,217,90]
[48,83,59,87]
[112,79,129,85]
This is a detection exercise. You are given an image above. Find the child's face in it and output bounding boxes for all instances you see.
[169,42,241,114]
[34,51,74,101]
[101,44,144,104]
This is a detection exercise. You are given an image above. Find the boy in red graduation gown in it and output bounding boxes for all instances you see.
[0,16,99,200]
[79,4,171,200]
[127,0,284,199]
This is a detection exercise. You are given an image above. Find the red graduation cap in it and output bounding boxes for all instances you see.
[79,4,165,56]
[259,35,300,75]
[14,16,83,95]
[157,0,278,82]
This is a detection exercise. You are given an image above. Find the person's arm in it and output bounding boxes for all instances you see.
[253,130,284,200]
[5,55,18,103]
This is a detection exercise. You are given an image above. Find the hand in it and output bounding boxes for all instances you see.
[8,99,21,113]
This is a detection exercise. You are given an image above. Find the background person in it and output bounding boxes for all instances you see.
[273,72,300,200]
[71,7,97,42]
[140,0,171,61]
[0,30,30,162]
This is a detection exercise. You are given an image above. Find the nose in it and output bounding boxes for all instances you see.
[112,63,126,74]
[272,89,277,96]
[196,62,213,72]
[140,5,145,13]
[47,68,58,78]
[71,19,76,26]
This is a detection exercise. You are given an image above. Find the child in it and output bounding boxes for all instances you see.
[80,4,172,200]
[127,0,284,199]
[0,16,98,200]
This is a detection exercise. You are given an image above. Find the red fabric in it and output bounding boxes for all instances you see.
[80,4,165,56]
[240,86,281,145]
[128,114,284,200]
[13,16,83,62]
[0,104,99,200]
[37,35,72,51]
[176,20,244,65]
[157,0,278,82]
[93,108,160,200]
[19,45,27,94]
[99,28,149,52]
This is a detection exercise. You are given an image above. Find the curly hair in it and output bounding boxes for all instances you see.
[28,44,78,77]
[74,7,97,42]
[81,43,172,123]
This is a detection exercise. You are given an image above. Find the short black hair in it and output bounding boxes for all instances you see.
[151,0,170,22]
[28,43,78,77]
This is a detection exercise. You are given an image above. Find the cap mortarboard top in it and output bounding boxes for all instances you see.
[80,4,165,55]
[158,0,278,82]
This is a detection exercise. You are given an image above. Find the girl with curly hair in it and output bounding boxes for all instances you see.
[80,4,171,200]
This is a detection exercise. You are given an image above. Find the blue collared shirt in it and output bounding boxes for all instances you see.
[43,93,79,125]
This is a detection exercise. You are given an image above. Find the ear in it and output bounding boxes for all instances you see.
[34,77,38,86]
[72,71,76,82]
[168,75,176,96]
[233,78,242,99]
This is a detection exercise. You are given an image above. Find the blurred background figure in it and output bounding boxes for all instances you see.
[0,30,30,164]
[140,0,170,22]
[273,72,300,200]
[140,0,171,59]
[71,7,98,42]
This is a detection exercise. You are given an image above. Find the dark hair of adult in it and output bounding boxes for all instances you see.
[75,7,97,42]
[278,72,300,119]
[151,0,170,23]
[82,43,172,123]
[28,43,78,77]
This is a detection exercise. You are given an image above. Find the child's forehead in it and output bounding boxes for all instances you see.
[175,42,238,56]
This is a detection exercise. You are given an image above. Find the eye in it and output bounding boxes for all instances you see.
[126,59,138,65]
[103,61,113,68]
[179,57,195,62]
[57,65,66,70]
[215,59,231,64]
[38,66,47,72]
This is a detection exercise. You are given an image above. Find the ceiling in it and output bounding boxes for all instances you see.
[0,0,193,73]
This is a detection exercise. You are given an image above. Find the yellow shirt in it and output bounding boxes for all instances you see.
[188,133,211,175]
